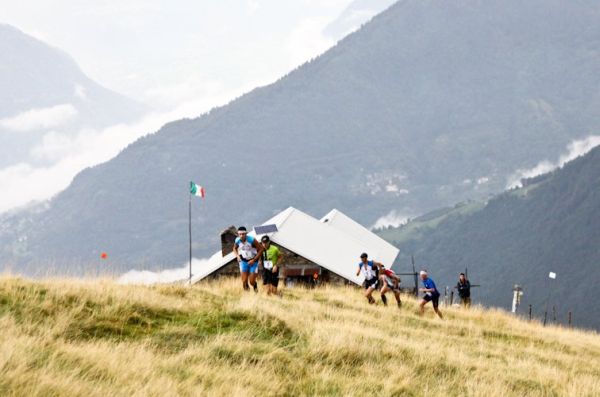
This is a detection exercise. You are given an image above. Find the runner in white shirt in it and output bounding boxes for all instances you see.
[356,253,384,304]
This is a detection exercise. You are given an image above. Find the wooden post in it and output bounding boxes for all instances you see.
[450,290,454,305]
[444,286,449,306]
[528,304,532,320]
[188,191,192,285]
[412,255,418,297]
[568,311,572,327]
[552,306,556,323]
[543,310,548,326]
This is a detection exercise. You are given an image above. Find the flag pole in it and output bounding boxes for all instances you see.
[189,187,192,285]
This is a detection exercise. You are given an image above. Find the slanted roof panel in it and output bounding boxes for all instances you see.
[267,208,371,285]
[320,209,399,267]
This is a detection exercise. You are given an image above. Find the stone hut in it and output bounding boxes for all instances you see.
[190,207,399,287]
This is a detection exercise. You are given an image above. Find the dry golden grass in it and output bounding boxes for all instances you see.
[0,276,598,396]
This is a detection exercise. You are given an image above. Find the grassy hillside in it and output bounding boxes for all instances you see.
[0,277,598,396]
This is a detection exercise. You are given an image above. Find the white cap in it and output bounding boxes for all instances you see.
[419,270,428,276]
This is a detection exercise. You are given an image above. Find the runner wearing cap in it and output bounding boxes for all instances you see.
[260,235,283,296]
[379,266,402,308]
[356,253,383,304]
[233,226,264,292]
[419,270,443,318]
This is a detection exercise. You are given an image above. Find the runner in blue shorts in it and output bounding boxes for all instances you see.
[233,226,264,292]
[419,270,444,319]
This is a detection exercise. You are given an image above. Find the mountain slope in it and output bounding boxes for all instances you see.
[378,146,600,329]
[0,24,146,167]
[4,0,600,272]
[0,277,598,396]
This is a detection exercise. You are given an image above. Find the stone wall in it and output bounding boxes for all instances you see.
[220,226,237,257]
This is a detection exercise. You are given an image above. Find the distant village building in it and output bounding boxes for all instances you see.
[191,207,399,286]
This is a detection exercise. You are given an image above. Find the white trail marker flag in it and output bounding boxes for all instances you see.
[549,272,557,279]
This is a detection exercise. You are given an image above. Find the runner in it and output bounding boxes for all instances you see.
[379,266,402,308]
[356,253,382,304]
[260,235,283,296]
[419,270,443,318]
[456,272,471,308]
[233,226,264,292]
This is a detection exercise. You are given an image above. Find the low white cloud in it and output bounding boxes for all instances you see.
[73,84,87,100]
[286,16,336,69]
[0,104,77,132]
[246,0,260,15]
[29,131,74,162]
[142,73,261,111]
[0,98,234,214]
[371,210,410,230]
[118,256,210,285]
[507,135,600,188]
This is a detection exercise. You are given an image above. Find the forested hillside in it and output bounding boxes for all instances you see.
[378,146,600,329]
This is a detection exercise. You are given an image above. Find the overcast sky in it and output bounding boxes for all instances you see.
[1,0,367,110]
[0,0,395,213]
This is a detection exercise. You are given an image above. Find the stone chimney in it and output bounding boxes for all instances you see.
[221,226,237,257]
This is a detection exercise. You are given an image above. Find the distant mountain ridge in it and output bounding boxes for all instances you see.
[0,24,146,167]
[2,0,600,274]
[377,146,600,329]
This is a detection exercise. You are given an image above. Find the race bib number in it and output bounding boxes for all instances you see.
[264,260,274,270]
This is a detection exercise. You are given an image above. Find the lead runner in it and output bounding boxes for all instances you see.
[233,226,264,292]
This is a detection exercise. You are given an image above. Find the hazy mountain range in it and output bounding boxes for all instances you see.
[0,24,146,168]
[378,146,600,329]
[2,0,600,276]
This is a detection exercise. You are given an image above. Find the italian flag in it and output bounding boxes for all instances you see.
[190,181,205,198]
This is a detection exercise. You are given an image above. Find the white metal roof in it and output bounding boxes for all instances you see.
[320,209,399,267]
[191,207,399,285]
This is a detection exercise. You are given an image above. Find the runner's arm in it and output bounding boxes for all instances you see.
[273,251,284,273]
[232,243,240,262]
[249,239,264,264]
